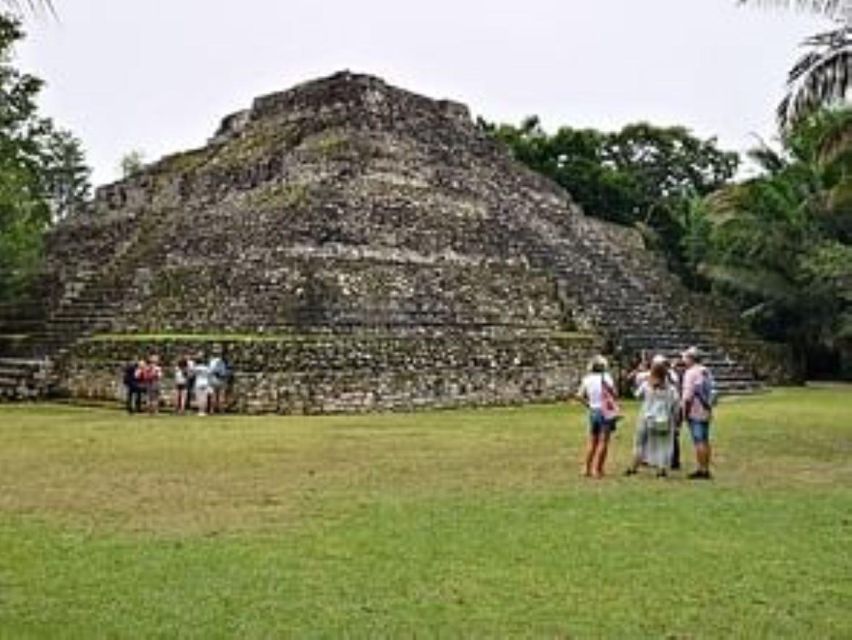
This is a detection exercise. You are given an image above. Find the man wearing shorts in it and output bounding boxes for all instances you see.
[681,346,713,479]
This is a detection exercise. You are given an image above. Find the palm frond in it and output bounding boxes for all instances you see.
[779,26,852,129]
[699,263,800,303]
[0,1,55,16]
[812,107,852,164]
[703,186,747,224]
[826,174,852,211]
[746,143,788,173]
[737,0,849,20]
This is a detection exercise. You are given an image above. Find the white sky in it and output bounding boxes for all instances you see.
[15,0,832,186]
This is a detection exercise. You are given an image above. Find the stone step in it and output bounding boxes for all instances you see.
[524,222,770,393]
[0,357,52,401]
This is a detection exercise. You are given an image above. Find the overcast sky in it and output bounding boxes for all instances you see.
[16,0,831,187]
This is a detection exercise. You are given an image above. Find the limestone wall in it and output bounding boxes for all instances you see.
[114,256,563,334]
[64,332,599,414]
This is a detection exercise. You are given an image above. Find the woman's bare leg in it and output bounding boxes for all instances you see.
[584,436,597,476]
[593,433,611,477]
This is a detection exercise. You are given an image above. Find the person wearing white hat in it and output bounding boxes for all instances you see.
[575,355,620,478]
[681,346,716,479]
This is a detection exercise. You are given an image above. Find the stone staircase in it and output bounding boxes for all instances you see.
[0,279,122,400]
[508,212,766,395]
[0,207,168,400]
[0,357,53,400]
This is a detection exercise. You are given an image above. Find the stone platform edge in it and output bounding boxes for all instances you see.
[62,331,602,414]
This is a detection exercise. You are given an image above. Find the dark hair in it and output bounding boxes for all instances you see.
[649,362,668,388]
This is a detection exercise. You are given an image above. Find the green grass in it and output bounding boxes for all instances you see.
[0,388,850,638]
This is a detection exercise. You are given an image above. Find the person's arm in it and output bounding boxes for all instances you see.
[575,379,589,407]
[681,369,695,413]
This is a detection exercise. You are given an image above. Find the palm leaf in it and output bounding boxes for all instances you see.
[737,0,848,19]
[826,174,852,211]
[699,263,800,304]
[812,107,852,165]
[0,1,55,15]
[703,186,748,224]
[746,143,788,173]
[779,26,851,129]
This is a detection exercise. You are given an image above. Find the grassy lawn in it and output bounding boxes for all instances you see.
[0,388,850,638]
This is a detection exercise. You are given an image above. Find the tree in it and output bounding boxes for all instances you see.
[0,14,50,298]
[546,123,639,223]
[0,12,90,299]
[41,129,91,221]
[738,0,851,129]
[120,149,146,178]
[702,107,852,375]
[481,117,738,278]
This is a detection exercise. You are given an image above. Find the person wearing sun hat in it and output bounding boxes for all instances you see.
[681,346,716,479]
[624,356,679,478]
[575,355,620,478]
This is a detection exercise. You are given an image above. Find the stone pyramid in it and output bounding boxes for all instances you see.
[0,72,792,410]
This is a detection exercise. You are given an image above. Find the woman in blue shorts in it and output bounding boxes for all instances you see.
[575,355,619,478]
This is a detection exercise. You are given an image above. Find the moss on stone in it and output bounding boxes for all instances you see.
[213,121,299,169]
[247,182,311,211]
[300,130,350,156]
[158,148,214,175]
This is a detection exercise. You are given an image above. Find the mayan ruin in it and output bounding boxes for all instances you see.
[0,72,794,411]
[3,2,851,633]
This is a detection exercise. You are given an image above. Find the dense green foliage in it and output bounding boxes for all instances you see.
[0,389,850,637]
[481,116,738,281]
[701,108,852,375]
[484,110,851,376]
[0,13,90,300]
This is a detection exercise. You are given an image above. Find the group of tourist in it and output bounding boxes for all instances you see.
[123,352,232,416]
[576,346,716,480]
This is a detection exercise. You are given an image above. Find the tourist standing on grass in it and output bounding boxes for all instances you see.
[143,354,163,415]
[624,359,679,478]
[174,357,189,414]
[193,357,212,416]
[185,354,196,411]
[682,346,716,480]
[575,355,619,478]
[123,359,143,414]
[209,350,230,414]
[669,356,686,470]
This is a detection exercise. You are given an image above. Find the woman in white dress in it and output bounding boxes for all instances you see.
[193,360,212,416]
[624,360,679,478]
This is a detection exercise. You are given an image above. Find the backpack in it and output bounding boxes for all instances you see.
[694,368,718,411]
[210,357,230,382]
[644,382,675,433]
